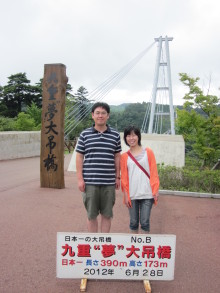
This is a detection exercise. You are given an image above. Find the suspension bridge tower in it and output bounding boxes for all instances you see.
[142,36,175,135]
[67,36,185,171]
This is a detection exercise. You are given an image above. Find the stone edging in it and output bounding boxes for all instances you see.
[159,189,220,199]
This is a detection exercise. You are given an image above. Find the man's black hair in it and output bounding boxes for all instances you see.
[91,102,110,114]
[124,125,141,146]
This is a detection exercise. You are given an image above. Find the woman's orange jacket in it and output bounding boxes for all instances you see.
[120,147,160,206]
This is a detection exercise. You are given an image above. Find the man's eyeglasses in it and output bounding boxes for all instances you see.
[94,111,108,116]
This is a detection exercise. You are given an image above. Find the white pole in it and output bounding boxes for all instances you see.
[165,36,175,135]
[148,36,162,134]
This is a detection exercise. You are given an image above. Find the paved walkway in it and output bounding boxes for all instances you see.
[0,155,219,293]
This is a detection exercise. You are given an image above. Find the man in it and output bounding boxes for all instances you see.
[76,102,121,233]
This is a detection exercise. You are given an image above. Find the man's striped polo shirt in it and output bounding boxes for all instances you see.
[76,125,121,185]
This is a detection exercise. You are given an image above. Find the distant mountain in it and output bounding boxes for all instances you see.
[109,103,184,113]
[110,103,131,112]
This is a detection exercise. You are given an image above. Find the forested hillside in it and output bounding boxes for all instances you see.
[108,102,181,133]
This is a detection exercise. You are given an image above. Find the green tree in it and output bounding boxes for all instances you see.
[65,83,76,113]
[15,112,36,131]
[65,86,93,139]
[74,86,90,120]
[26,102,42,130]
[74,86,88,102]
[0,102,8,117]
[0,73,42,117]
[176,73,220,167]
[34,78,43,105]
[66,83,75,99]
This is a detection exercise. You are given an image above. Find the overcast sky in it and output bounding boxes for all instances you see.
[0,0,219,106]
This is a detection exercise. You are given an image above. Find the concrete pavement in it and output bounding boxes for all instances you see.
[0,155,219,293]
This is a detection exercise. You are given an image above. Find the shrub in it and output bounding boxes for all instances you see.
[0,116,17,131]
[158,165,220,193]
[15,112,35,131]
[26,102,42,126]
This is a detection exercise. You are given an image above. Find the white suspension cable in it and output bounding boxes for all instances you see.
[65,42,156,135]
[66,42,156,124]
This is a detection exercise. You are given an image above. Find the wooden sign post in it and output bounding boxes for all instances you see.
[40,64,67,189]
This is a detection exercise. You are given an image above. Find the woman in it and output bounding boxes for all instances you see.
[120,125,159,234]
